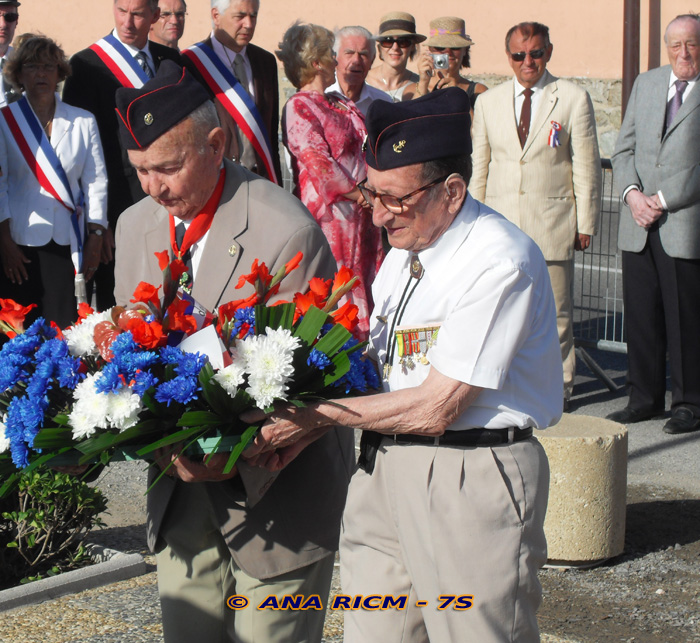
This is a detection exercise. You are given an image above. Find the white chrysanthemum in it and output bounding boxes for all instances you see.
[64,310,112,357]
[213,362,247,397]
[247,377,288,410]
[263,327,301,354]
[68,407,99,440]
[245,332,298,384]
[106,386,143,431]
[0,416,9,454]
[69,374,110,438]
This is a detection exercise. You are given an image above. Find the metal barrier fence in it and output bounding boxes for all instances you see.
[573,158,626,390]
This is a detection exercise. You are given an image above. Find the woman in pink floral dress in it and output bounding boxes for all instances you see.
[277,23,385,340]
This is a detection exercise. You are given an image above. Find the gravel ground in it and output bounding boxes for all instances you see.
[1,347,698,642]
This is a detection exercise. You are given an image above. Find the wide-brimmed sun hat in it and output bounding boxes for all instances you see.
[427,16,475,48]
[376,12,426,43]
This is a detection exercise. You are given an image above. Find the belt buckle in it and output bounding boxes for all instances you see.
[508,427,515,444]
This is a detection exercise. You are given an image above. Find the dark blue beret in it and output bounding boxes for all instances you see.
[365,87,472,170]
[115,60,210,150]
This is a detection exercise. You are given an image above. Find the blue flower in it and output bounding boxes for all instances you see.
[334,338,380,395]
[307,348,332,370]
[95,362,125,394]
[133,370,158,397]
[174,352,207,377]
[154,375,200,406]
[232,306,255,338]
[57,357,83,389]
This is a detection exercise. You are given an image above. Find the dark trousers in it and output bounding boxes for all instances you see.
[622,226,700,414]
[0,241,78,329]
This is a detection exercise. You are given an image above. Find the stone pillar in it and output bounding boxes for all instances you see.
[534,415,627,567]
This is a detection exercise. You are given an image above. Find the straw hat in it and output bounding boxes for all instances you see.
[376,12,426,43]
[427,17,475,48]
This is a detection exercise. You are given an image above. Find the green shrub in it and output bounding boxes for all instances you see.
[0,470,107,589]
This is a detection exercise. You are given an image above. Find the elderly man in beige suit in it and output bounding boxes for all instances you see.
[471,21,601,408]
[113,61,354,643]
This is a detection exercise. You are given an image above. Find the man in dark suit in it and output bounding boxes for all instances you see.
[62,0,181,310]
[608,14,700,434]
[113,61,353,643]
[182,0,281,184]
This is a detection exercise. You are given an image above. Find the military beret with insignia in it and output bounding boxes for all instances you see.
[364,87,472,170]
[115,60,211,150]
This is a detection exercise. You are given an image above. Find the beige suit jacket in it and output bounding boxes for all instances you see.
[114,160,355,579]
[471,71,601,261]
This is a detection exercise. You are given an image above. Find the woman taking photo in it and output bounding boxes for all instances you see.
[366,12,425,103]
[0,34,107,327]
[409,16,487,109]
[277,23,385,340]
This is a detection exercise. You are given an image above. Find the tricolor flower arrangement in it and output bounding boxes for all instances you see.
[0,252,378,495]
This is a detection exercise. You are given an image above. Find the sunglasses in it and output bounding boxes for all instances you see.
[379,38,413,49]
[0,12,18,23]
[430,46,464,52]
[509,48,547,62]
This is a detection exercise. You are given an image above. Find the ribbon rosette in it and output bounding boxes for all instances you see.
[548,121,562,148]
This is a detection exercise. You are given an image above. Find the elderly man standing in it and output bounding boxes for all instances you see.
[113,61,354,643]
[607,14,700,434]
[181,0,281,183]
[327,26,390,116]
[245,88,563,643]
[0,0,20,107]
[62,0,181,311]
[150,0,186,50]
[471,22,601,410]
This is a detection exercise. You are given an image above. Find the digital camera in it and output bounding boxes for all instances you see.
[431,53,449,70]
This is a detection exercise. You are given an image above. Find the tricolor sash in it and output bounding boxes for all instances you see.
[89,33,150,88]
[182,42,278,183]
[0,96,87,300]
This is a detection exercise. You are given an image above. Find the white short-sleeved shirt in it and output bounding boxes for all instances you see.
[368,194,563,430]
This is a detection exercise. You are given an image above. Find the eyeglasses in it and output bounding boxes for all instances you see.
[0,12,19,22]
[22,63,58,73]
[357,175,450,213]
[159,11,187,20]
[429,46,464,52]
[379,38,413,49]
[509,48,547,62]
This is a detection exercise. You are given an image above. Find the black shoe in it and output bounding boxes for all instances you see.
[663,407,700,434]
[563,399,570,413]
[605,406,663,424]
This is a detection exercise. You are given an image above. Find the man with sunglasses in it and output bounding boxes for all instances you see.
[471,21,601,411]
[245,88,563,643]
[0,0,20,107]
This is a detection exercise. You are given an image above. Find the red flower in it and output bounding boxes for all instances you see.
[50,321,64,340]
[0,299,37,338]
[331,266,357,294]
[94,321,121,361]
[131,281,162,310]
[169,259,188,284]
[331,301,359,333]
[284,251,303,275]
[155,250,169,272]
[165,297,197,335]
[124,316,166,349]
[77,302,94,321]
[218,294,260,325]
[236,258,272,292]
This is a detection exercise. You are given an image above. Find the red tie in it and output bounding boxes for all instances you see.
[518,88,533,148]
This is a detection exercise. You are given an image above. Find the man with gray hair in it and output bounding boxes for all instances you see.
[62,0,181,310]
[608,14,700,434]
[181,0,281,183]
[327,25,391,116]
[114,60,354,643]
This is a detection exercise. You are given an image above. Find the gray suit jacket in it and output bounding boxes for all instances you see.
[115,160,355,579]
[612,65,700,259]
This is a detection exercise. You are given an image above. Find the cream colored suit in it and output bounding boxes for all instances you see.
[471,71,601,399]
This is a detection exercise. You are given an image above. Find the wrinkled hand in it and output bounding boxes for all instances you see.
[154,445,238,483]
[1,234,30,284]
[627,189,663,229]
[574,232,591,251]
[244,431,327,472]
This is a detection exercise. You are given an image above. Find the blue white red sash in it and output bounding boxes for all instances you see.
[182,42,278,183]
[0,97,85,286]
[89,33,149,88]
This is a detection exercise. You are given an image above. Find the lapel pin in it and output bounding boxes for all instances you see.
[228,244,238,257]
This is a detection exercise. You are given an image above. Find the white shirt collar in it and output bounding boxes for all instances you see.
[513,71,549,96]
[111,28,152,62]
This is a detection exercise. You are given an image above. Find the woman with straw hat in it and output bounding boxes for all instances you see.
[408,16,487,109]
[366,12,425,102]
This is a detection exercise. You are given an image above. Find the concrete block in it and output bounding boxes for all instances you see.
[535,415,627,566]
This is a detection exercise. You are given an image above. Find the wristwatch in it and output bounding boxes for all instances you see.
[88,227,105,237]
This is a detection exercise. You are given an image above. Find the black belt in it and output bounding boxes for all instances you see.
[358,428,533,474]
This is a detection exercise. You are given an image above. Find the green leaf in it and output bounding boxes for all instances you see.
[135,426,202,456]
[222,424,259,474]
[177,410,223,428]
[293,306,329,345]
[314,323,352,357]
[255,302,295,332]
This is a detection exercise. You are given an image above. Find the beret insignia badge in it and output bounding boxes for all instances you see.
[144,113,154,126]
[393,140,406,153]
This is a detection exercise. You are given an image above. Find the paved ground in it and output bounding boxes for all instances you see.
[0,346,698,642]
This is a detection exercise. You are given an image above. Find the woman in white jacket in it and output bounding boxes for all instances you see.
[0,34,107,327]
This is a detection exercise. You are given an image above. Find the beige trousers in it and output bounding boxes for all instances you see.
[340,437,550,643]
[547,259,575,400]
[155,482,334,643]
